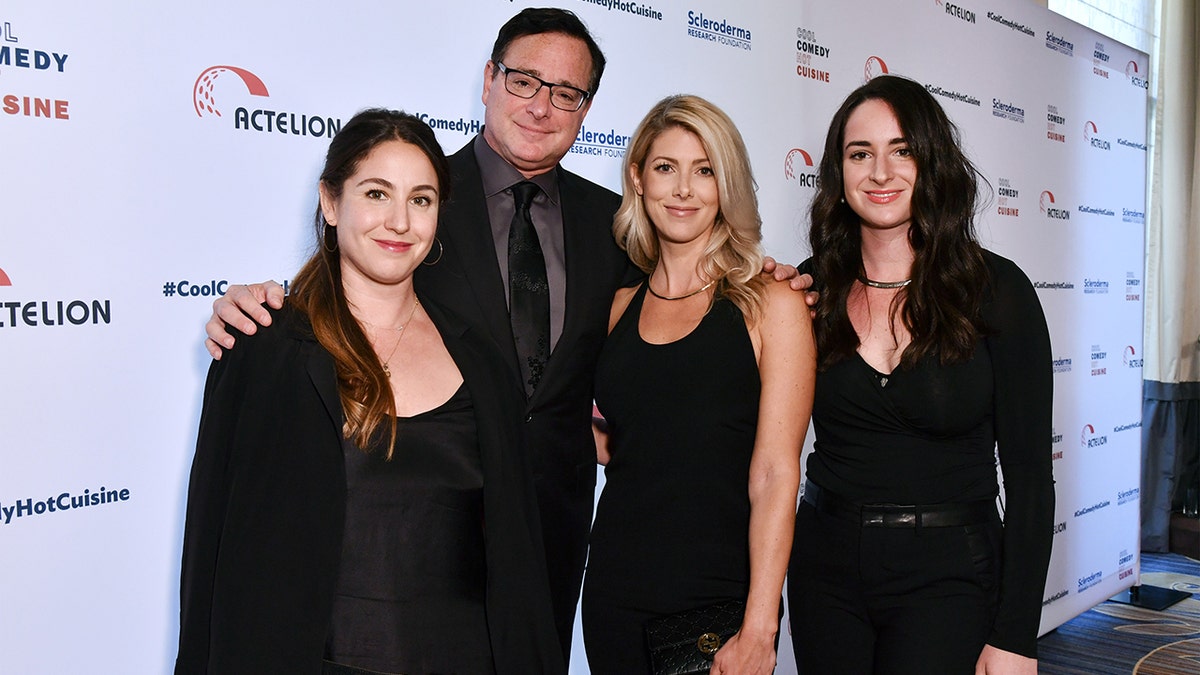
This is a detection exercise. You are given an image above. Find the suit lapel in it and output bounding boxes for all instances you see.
[303,341,342,431]
[442,146,523,386]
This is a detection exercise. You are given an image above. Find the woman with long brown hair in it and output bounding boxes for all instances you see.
[788,76,1054,674]
[176,109,561,675]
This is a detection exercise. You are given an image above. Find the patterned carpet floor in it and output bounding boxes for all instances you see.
[1038,552,1200,674]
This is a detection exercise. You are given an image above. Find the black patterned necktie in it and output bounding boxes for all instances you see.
[508,181,549,397]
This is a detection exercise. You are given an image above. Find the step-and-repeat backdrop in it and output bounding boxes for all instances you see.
[0,1,1147,672]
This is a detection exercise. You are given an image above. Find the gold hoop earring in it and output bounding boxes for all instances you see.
[321,215,338,253]
[422,237,444,266]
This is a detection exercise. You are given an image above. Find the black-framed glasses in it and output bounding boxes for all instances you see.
[497,62,591,112]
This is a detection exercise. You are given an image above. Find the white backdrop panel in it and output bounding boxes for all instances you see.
[0,1,1145,672]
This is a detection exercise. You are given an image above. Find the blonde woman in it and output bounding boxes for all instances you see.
[582,95,815,674]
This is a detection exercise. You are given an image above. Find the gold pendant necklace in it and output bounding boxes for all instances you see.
[366,296,420,378]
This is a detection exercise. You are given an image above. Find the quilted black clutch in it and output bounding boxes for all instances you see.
[644,599,746,675]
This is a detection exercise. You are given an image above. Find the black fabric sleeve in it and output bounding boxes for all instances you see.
[175,323,255,673]
[982,252,1055,658]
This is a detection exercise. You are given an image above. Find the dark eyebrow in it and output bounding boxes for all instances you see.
[506,64,586,91]
[844,137,907,150]
[356,177,394,190]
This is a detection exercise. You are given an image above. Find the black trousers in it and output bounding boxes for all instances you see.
[787,499,1001,674]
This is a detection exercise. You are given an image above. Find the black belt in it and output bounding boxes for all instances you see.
[322,661,396,675]
[803,481,995,528]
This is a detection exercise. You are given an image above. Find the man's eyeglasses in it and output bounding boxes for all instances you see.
[497,63,591,112]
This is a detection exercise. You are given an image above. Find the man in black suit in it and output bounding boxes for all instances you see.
[207,9,629,659]
[413,10,630,658]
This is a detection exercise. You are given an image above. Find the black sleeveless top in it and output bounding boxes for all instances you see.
[325,383,495,674]
[587,283,761,611]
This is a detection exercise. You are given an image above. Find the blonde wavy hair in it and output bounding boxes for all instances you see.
[613,94,766,322]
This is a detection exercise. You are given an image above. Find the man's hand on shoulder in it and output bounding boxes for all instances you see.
[205,281,286,359]
[762,257,819,313]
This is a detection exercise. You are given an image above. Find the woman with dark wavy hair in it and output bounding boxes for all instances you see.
[786,76,1053,674]
[176,109,561,674]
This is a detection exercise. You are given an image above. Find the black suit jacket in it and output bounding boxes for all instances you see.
[414,138,630,650]
[176,301,562,674]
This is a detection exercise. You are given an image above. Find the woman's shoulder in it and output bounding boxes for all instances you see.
[980,249,1038,297]
[607,283,642,332]
[219,302,316,370]
[982,248,1026,277]
[749,278,813,341]
[979,249,1046,330]
[761,277,811,317]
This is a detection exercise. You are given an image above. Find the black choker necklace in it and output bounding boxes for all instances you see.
[859,276,912,289]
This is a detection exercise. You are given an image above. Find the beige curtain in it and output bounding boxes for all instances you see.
[1141,0,1199,550]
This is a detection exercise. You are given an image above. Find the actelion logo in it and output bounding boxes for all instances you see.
[0,269,112,328]
[1123,345,1143,368]
[194,65,341,139]
[194,65,269,117]
[937,0,977,24]
[864,56,889,83]
[784,148,816,188]
[1126,60,1148,89]
[1040,190,1070,220]
[1084,120,1111,150]
[1080,423,1108,449]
